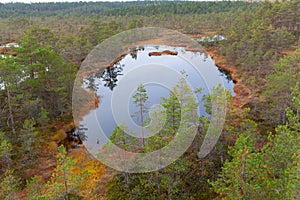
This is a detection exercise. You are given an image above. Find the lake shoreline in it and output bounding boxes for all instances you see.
[205,46,252,108]
[17,39,253,199]
[75,40,249,127]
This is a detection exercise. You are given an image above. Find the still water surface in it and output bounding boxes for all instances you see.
[78,45,235,153]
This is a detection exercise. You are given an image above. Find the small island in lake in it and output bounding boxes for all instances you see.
[148,50,178,56]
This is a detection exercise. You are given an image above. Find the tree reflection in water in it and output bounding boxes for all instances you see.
[74,124,88,142]
[85,46,146,91]
[101,62,124,91]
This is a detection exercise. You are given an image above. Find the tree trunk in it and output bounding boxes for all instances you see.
[125,172,129,188]
[6,86,16,137]
[63,164,69,200]
[140,95,145,147]
[157,172,161,194]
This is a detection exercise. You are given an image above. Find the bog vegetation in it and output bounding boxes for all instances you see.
[0,1,299,199]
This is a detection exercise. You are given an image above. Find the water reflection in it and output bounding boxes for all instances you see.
[74,124,88,142]
[78,45,235,152]
[101,62,124,90]
[84,71,103,91]
[129,46,144,60]
[218,68,233,83]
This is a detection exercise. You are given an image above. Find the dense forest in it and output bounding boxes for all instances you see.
[0,1,299,199]
[0,1,260,17]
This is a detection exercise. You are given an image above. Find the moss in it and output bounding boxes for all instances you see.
[51,130,66,143]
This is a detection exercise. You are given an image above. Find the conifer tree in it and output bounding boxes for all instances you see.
[44,145,83,200]
[132,84,148,147]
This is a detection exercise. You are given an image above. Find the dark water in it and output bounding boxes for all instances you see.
[78,45,235,153]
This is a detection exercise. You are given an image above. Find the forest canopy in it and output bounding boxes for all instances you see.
[0,1,261,18]
[0,1,299,199]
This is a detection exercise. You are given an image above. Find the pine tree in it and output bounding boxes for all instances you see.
[44,145,83,200]
[132,84,148,147]
[210,122,259,200]
[0,56,23,138]
[26,176,44,200]
[264,48,300,125]
[211,84,300,199]
[0,132,12,169]
[20,119,38,160]
[161,92,181,135]
[0,169,21,200]
[15,27,76,119]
